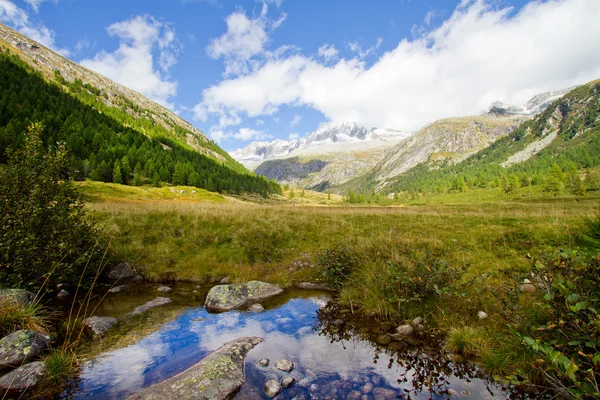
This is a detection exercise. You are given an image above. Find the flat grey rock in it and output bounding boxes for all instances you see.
[107,262,137,280]
[0,361,46,392]
[129,297,172,316]
[0,289,36,306]
[84,316,118,339]
[157,286,172,293]
[0,330,52,367]
[205,281,283,313]
[274,359,294,372]
[128,337,263,400]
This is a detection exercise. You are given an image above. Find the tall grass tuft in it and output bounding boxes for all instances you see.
[445,326,485,357]
[44,349,78,388]
[0,298,52,336]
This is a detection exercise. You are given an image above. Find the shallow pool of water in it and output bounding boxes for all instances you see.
[67,286,509,399]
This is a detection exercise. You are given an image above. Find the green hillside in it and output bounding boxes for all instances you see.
[384,81,600,196]
[0,49,281,196]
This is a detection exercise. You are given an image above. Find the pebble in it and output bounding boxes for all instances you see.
[257,358,270,367]
[275,359,294,372]
[478,311,488,319]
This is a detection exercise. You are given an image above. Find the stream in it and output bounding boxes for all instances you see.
[63,283,512,399]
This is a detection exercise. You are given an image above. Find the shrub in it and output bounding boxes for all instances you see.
[523,249,600,398]
[0,123,107,289]
[318,244,362,290]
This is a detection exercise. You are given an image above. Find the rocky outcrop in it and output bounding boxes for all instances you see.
[0,361,46,392]
[255,157,327,182]
[0,330,52,368]
[127,337,263,400]
[84,316,118,339]
[129,297,172,316]
[205,281,283,313]
[0,289,36,305]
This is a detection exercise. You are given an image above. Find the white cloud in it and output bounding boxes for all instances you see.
[205,2,287,77]
[23,0,55,12]
[0,0,69,55]
[288,132,300,140]
[289,114,302,127]
[195,0,600,133]
[209,127,271,142]
[80,15,180,109]
[318,44,338,62]
[346,37,382,59]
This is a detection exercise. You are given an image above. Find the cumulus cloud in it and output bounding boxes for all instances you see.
[195,0,600,133]
[0,0,69,55]
[206,1,287,77]
[80,15,180,109]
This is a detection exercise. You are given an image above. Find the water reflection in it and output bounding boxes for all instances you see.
[71,291,508,399]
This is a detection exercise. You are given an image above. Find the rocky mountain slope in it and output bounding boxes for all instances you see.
[0,22,240,170]
[379,80,600,195]
[485,87,578,116]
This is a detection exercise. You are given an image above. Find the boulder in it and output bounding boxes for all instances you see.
[157,286,172,293]
[106,262,137,280]
[0,361,46,392]
[264,379,281,398]
[0,330,52,367]
[128,337,263,400]
[84,316,118,339]
[205,281,283,313]
[274,359,294,372]
[281,376,296,389]
[129,297,172,316]
[395,324,414,337]
[0,289,36,306]
[247,304,265,313]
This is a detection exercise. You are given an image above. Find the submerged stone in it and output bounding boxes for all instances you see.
[128,337,263,400]
[157,286,172,293]
[247,303,265,313]
[84,316,118,339]
[373,387,398,400]
[264,379,281,398]
[281,376,296,389]
[129,297,172,316]
[0,361,46,392]
[274,359,294,372]
[0,330,52,367]
[257,358,270,367]
[205,281,283,313]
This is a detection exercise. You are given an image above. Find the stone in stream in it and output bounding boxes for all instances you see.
[360,382,374,394]
[247,303,265,313]
[274,359,294,372]
[373,387,398,400]
[128,337,263,400]
[347,390,362,400]
[0,289,36,306]
[56,289,70,300]
[106,262,137,280]
[109,285,128,293]
[156,286,172,293]
[205,281,283,313]
[0,361,46,392]
[264,379,281,398]
[84,316,118,339]
[395,324,414,336]
[129,297,172,316]
[281,376,296,388]
[257,358,270,367]
[0,330,52,368]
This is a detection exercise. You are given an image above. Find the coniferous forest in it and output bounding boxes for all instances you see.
[0,50,281,196]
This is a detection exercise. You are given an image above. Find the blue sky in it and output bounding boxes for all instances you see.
[1,0,599,152]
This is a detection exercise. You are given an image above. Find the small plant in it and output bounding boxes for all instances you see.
[445,326,484,357]
[44,349,78,388]
[319,245,362,290]
[0,298,52,336]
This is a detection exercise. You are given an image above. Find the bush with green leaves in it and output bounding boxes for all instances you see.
[319,245,362,290]
[0,123,106,290]
[523,249,600,398]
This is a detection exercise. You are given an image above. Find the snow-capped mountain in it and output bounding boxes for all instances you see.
[230,122,410,169]
[485,87,578,115]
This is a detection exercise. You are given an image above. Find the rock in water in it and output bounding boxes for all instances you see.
[84,316,118,339]
[281,376,296,388]
[0,289,36,306]
[0,361,46,392]
[129,297,172,316]
[128,337,263,400]
[264,379,281,398]
[205,281,283,313]
[275,359,294,372]
[247,303,265,313]
[106,262,137,280]
[373,387,398,400]
[0,330,52,367]
[157,286,172,293]
[395,324,414,337]
[257,358,270,367]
